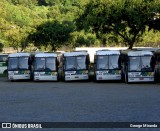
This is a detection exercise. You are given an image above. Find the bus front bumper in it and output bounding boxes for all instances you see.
[8,72,31,80]
[34,72,58,81]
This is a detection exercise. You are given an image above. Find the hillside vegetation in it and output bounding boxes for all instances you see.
[0,0,160,52]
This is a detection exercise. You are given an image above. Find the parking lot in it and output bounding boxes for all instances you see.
[0,77,160,124]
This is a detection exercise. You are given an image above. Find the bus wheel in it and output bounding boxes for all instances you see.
[3,70,7,76]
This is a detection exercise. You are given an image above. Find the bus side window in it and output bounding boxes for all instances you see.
[28,57,32,69]
[56,58,59,71]
[124,56,128,70]
[157,56,160,62]
[94,55,96,69]
[150,56,156,70]
[86,55,90,66]
[63,57,65,70]
[118,55,121,68]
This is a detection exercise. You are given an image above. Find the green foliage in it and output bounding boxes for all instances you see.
[1,0,160,52]
[0,43,4,52]
[76,0,160,49]
[27,20,75,51]
[70,31,98,47]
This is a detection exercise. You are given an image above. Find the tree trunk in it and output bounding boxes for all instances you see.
[128,42,134,49]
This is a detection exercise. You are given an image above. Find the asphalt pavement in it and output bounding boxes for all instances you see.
[0,77,160,130]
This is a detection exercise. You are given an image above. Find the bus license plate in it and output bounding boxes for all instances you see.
[75,76,79,78]
[139,78,144,80]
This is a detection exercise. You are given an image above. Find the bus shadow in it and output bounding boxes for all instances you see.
[94,80,122,83]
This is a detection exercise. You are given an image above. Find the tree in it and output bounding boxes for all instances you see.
[27,20,75,51]
[70,31,98,48]
[76,0,160,49]
[0,43,4,52]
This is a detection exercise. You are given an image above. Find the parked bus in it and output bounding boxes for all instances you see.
[121,50,155,83]
[94,50,121,81]
[0,54,8,75]
[62,51,90,81]
[33,53,59,81]
[7,53,32,81]
[154,49,160,82]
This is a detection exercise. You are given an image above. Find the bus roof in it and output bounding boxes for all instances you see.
[154,49,160,55]
[96,50,120,55]
[127,50,153,56]
[133,47,159,52]
[35,53,57,57]
[0,54,8,56]
[8,52,30,57]
[63,51,88,57]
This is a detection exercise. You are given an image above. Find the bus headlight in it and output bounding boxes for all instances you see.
[51,72,57,75]
[115,70,121,74]
[82,70,88,74]
[24,70,29,74]
[147,72,153,76]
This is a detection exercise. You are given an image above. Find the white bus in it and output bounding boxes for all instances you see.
[154,49,160,82]
[121,50,155,83]
[94,50,121,81]
[62,51,90,81]
[8,53,32,81]
[33,53,59,81]
[0,54,8,75]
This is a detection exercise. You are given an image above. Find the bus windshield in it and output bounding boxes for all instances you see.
[109,55,119,69]
[8,57,29,70]
[97,55,119,70]
[35,57,56,71]
[97,56,108,70]
[19,57,29,69]
[8,58,18,70]
[129,56,152,71]
[0,55,8,62]
[46,57,56,71]
[129,57,141,71]
[141,56,152,71]
[65,56,86,70]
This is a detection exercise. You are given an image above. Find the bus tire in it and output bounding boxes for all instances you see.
[3,70,7,75]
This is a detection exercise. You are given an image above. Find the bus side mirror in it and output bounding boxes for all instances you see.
[150,57,156,70]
